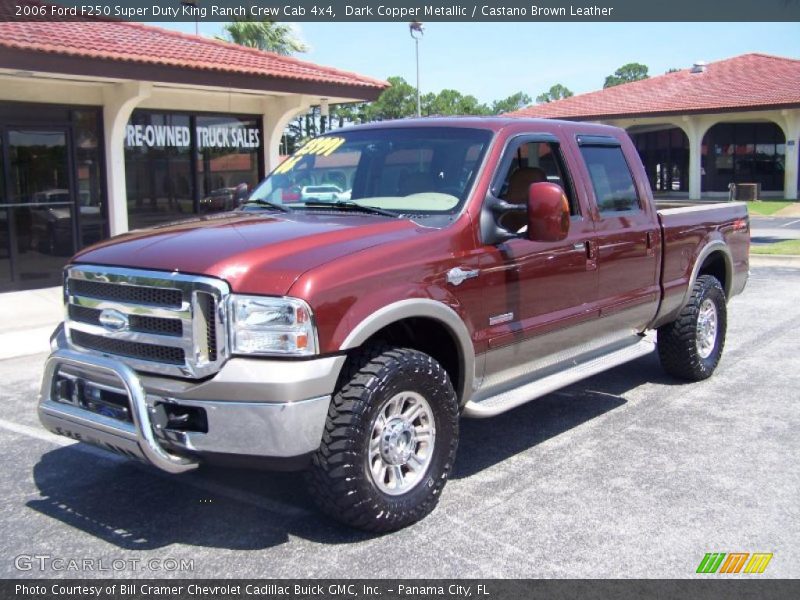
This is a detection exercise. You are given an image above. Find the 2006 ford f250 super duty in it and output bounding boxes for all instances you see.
[39,118,749,531]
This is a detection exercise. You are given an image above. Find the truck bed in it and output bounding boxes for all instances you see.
[653,201,750,328]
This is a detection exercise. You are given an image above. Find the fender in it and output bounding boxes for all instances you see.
[340,298,476,405]
[679,239,733,311]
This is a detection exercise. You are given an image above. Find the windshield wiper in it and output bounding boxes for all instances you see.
[240,199,291,212]
[302,200,399,218]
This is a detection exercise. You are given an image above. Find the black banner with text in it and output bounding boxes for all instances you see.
[3,0,800,22]
[4,580,800,600]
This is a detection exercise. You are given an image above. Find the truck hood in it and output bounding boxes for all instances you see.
[74,212,422,295]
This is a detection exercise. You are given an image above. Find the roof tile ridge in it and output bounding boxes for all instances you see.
[730,52,800,63]
[110,21,387,86]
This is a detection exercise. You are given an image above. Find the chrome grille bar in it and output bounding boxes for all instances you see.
[65,265,230,378]
[68,304,183,337]
[71,294,193,321]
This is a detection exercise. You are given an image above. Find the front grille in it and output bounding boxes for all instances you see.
[71,331,185,365]
[65,266,229,378]
[69,304,183,337]
[70,279,183,308]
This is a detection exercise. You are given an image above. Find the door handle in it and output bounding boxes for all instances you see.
[646,231,656,256]
[446,267,480,286]
[574,241,597,260]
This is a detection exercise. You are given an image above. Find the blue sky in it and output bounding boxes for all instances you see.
[155,22,800,103]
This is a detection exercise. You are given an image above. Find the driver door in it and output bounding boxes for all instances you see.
[476,137,601,395]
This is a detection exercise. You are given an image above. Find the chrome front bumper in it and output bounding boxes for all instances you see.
[39,328,343,472]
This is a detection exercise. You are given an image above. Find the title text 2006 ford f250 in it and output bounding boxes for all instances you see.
[39,118,749,531]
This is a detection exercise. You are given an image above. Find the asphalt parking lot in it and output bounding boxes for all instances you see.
[0,263,798,579]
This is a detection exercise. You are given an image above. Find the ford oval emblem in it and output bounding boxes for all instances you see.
[98,309,129,332]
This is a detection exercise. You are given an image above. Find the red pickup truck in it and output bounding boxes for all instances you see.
[38,118,749,531]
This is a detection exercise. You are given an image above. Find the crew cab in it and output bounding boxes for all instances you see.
[38,118,749,531]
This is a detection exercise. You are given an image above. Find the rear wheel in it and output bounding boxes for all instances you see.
[305,344,459,532]
[657,274,727,381]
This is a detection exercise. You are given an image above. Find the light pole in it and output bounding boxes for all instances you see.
[180,0,199,36]
[409,21,424,117]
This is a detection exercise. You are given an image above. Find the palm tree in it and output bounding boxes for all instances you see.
[217,19,308,55]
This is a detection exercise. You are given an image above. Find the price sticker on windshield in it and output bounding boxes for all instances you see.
[274,136,346,174]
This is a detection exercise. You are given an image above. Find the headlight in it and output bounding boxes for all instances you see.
[229,295,317,356]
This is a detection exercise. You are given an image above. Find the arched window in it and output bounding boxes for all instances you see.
[701,122,785,192]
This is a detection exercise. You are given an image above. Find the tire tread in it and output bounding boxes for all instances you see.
[305,343,458,532]
[657,274,727,381]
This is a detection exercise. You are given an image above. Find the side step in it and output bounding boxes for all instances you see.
[462,336,656,418]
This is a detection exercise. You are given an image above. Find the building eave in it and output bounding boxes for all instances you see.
[0,47,386,103]
[513,103,800,122]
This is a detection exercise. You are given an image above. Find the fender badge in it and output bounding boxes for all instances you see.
[489,312,513,326]
[447,267,480,286]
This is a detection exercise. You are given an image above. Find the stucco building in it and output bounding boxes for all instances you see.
[0,19,385,290]
[509,54,800,202]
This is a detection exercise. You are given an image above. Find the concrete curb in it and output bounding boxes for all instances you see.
[749,254,800,267]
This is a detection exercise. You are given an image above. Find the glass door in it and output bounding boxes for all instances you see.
[0,132,9,287]
[1,127,76,290]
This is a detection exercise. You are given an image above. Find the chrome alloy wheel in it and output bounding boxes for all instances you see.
[696,298,718,359]
[368,391,436,496]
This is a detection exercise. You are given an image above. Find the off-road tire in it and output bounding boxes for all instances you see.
[305,344,459,532]
[657,274,727,381]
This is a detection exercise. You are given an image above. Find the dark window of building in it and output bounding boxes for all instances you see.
[0,133,7,286]
[0,102,107,289]
[72,109,106,249]
[702,122,785,192]
[580,145,640,213]
[629,127,689,193]
[196,115,261,214]
[0,102,106,291]
[5,131,68,286]
[5,128,73,288]
[124,112,193,230]
[125,111,263,229]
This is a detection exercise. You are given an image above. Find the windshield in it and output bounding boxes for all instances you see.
[249,127,493,216]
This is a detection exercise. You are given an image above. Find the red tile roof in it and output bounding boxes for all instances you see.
[509,54,800,120]
[0,15,387,90]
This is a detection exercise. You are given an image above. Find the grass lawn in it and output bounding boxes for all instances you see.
[746,200,794,216]
[751,239,800,255]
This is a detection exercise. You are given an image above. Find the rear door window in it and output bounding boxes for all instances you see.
[579,145,640,213]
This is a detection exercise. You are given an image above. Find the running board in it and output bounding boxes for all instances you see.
[462,336,655,418]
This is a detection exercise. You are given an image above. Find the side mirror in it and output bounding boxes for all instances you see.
[527,182,570,242]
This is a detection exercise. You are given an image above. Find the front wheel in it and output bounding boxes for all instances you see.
[305,345,459,532]
[657,274,727,381]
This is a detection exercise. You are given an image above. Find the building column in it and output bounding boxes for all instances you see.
[261,95,313,174]
[681,116,715,201]
[687,132,703,200]
[102,81,152,236]
[779,109,800,200]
